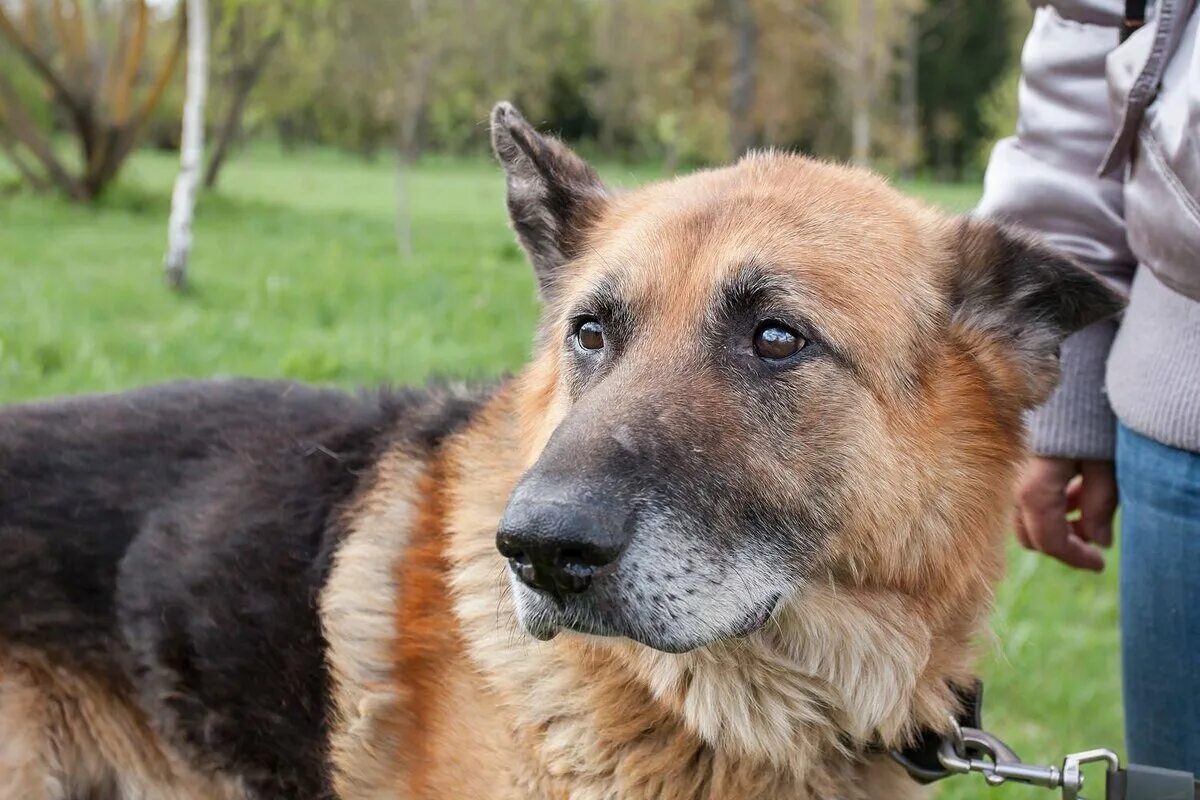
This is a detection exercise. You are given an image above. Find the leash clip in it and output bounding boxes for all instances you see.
[1061,749,1121,800]
[937,716,1120,799]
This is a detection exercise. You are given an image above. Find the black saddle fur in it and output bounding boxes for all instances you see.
[0,379,489,798]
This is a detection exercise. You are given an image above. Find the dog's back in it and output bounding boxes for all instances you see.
[0,379,486,799]
[0,380,371,657]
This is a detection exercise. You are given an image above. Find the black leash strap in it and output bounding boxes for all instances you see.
[1121,0,1148,41]
[1108,765,1200,800]
[890,680,1200,799]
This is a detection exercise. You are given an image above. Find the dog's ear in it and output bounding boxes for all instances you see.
[491,102,608,298]
[949,218,1125,406]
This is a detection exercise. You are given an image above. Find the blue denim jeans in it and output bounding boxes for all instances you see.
[1117,423,1200,775]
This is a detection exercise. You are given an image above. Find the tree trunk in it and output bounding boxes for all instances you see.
[163,0,209,290]
[0,72,87,199]
[202,83,249,190]
[728,0,758,159]
[394,0,433,259]
[850,0,874,166]
[0,121,48,190]
[899,6,919,178]
[203,29,281,189]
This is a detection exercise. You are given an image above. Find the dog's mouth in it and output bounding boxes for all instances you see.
[514,584,783,653]
[731,592,782,638]
[516,593,620,644]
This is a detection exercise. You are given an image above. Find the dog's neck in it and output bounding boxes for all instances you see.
[440,387,979,797]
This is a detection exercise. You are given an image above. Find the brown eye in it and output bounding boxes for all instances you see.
[753,322,804,360]
[576,318,605,351]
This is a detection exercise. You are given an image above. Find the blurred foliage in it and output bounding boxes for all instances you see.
[0,0,185,199]
[975,0,1033,174]
[2,0,1030,199]
[917,0,1015,179]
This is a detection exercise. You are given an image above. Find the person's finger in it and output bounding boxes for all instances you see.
[1016,460,1104,571]
[1026,505,1105,571]
[1059,532,1106,571]
[1064,473,1082,511]
[1021,504,1105,571]
[1063,474,1091,541]
[1078,460,1118,548]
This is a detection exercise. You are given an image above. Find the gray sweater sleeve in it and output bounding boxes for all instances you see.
[977,1,1138,460]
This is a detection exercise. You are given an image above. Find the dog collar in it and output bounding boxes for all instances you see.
[888,679,983,784]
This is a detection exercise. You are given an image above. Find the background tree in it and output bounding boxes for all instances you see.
[727,0,759,159]
[163,0,210,290]
[0,0,185,200]
[0,0,1025,191]
[202,0,282,188]
[917,0,1017,179]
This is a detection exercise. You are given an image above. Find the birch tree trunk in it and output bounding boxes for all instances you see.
[164,0,209,290]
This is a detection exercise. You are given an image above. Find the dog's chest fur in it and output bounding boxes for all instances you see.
[322,387,937,800]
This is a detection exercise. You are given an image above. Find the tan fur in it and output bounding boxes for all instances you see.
[359,154,1029,798]
[0,649,247,800]
[319,449,424,799]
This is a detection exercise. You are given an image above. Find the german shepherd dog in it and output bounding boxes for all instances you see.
[0,103,1122,800]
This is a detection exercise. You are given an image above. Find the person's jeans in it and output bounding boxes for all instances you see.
[1117,423,1200,775]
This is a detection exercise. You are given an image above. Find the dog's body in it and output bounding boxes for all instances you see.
[0,104,1123,800]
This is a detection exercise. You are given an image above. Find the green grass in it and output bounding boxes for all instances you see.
[0,147,1120,797]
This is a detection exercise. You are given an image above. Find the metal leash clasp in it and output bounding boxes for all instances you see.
[1061,749,1121,800]
[936,716,1120,799]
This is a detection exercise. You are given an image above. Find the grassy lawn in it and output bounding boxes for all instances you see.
[0,147,1120,797]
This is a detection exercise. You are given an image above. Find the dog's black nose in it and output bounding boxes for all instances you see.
[496,479,629,598]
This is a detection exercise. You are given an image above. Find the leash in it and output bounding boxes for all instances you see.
[890,682,1200,800]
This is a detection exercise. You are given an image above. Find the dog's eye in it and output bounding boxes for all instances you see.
[753,322,804,360]
[575,318,605,351]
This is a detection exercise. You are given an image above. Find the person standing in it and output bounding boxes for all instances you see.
[979,0,1200,775]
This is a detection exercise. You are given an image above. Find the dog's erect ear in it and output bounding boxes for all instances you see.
[491,102,608,297]
[949,218,1126,406]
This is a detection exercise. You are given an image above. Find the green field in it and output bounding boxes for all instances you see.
[0,148,1120,797]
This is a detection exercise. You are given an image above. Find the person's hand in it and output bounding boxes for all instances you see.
[1013,457,1117,571]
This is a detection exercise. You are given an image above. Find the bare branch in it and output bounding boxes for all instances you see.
[0,4,83,114]
[918,0,966,36]
[0,113,49,191]
[0,73,86,199]
[112,0,149,124]
[251,27,283,72]
[50,0,88,89]
[109,7,186,173]
[20,0,38,44]
[101,0,130,117]
[771,0,856,74]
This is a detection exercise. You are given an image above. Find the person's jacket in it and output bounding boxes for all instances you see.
[979,0,1200,456]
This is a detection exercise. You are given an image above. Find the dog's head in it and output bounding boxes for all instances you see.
[490,102,1122,655]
